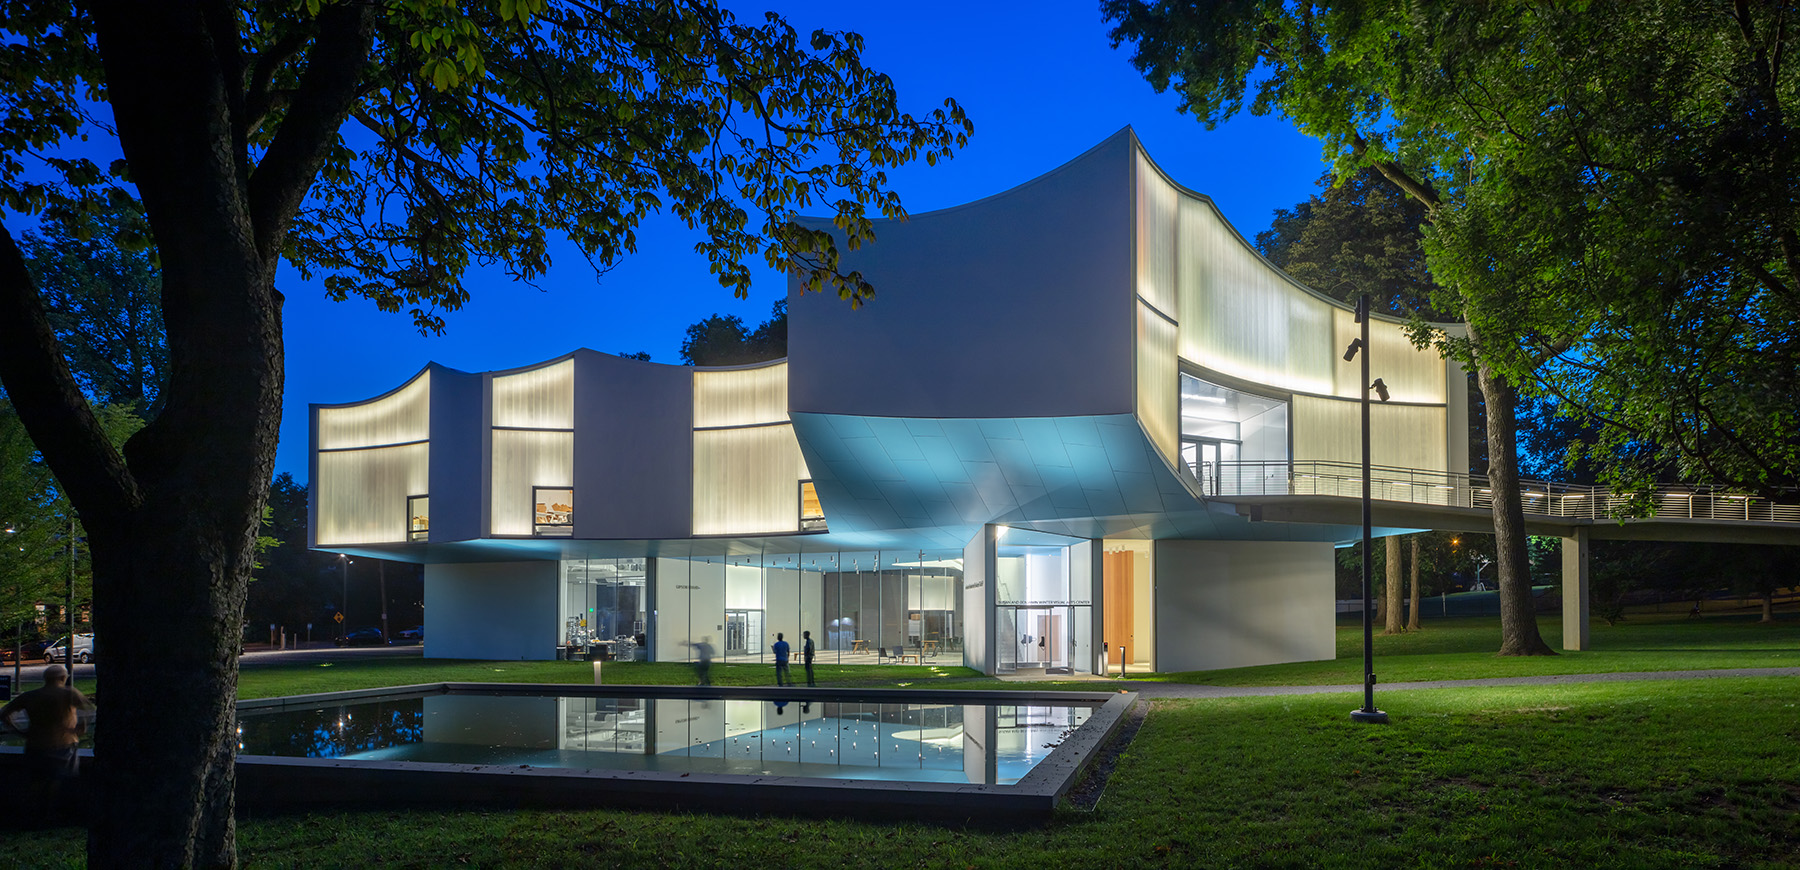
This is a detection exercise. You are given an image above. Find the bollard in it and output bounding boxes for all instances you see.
[592,659,603,686]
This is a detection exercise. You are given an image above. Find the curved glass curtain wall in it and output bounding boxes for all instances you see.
[316,371,430,546]
[637,547,964,667]
[490,359,575,537]
[1179,373,1290,497]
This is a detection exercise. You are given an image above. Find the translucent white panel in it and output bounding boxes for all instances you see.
[492,359,574,429]
[1136,301,1179,463]
[694,363,788,428]
[1291,396,1448,472]
[316,442,428,545]
[725,565,763,610]
[692,424,803,535]
[318,370,430,450]
[1135,152,1178,317]
[490,429,574,536]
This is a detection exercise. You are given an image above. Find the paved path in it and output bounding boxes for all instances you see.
[1099,666,1800,699]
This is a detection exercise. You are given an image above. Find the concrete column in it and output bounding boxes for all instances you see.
[1561,527,1590,651]
[1088,539,1106,676]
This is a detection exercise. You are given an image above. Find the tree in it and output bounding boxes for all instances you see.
[679,298,787,365]
[1383,535,1402,635]
[1106,0,1561,655]
[1407,2,1800,499]
[1407,535,1422,631]
[0,3,969,865]
[21,202,167,418]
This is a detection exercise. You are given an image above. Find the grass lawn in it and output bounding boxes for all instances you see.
[4,676,1795,868]
[1134,610,1800,688]
[233,658,984,700]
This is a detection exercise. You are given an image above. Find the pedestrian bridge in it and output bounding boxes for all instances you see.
[1192,459,1800,652]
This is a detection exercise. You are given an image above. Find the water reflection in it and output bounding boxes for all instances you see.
[237,695,1091,785]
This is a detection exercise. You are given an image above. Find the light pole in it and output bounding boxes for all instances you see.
[339,554,353,639]
[1343,294,1392,725]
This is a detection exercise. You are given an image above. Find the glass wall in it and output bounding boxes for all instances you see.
[559,558,648,661]
[994,535,1094,676]
[316,369,430,545]
[648,548,965,667]
[491,359,574,536]
[1179,373,1289,496]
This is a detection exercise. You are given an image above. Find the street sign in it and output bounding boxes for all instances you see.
[333,612,344,624]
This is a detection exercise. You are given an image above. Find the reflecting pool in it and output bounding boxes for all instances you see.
[237,694,1093,786]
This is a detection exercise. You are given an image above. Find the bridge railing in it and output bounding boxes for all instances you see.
[1187,459,1800,524]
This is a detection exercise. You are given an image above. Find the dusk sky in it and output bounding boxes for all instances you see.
[276,1,1329,479]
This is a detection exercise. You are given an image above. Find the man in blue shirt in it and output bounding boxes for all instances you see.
[772,632,792,686]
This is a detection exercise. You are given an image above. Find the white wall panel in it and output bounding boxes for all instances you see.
[318,370,430,449]
[1292,396,1448,473]
[1136,301,1179,463]
[490,429,575,536]
[694,363,788,429]
[1135,153,1178,317]
[1154,540,1334,672]
[492,359,574,429]
[692,424,803,536]
[316,442,428,545]
[424,561,559,660]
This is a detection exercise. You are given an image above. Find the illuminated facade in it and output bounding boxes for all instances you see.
[310,129,1465,675]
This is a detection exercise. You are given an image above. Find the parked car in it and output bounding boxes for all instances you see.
[43,633,96,664]
[393,626,424,645]
[0,637,53,663]
[335,627,385,647]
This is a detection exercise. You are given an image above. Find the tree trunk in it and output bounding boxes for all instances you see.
[1383,535,1403,634]
[1408,535,1422,631]
[1763,591,1775,623]
[1474,359,1557,656]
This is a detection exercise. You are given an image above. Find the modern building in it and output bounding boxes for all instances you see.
[309,129,1467,675]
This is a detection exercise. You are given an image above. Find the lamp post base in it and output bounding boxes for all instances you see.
[1349,708,1390,725]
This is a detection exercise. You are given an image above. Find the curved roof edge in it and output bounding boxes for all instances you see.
[310,362,439,411]
[1128,131,1461,330]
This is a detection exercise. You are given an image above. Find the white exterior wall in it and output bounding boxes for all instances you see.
[425,561,559,660]
[1153,540,1335,672]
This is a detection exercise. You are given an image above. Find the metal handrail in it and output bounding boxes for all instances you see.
[1185,459,1800,525]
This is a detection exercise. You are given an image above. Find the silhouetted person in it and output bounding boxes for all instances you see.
[772,632,792,686]
[0,664,91,818]
[802,630,816,686]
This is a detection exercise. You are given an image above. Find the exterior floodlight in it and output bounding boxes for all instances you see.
[1342,338,1364,362]
[1371,378,1390,402]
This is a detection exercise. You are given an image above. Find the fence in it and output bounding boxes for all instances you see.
[1186,459,1800,525]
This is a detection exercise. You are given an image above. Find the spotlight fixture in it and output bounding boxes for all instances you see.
[1343,338,1364,362]
[1371,378,1390,402]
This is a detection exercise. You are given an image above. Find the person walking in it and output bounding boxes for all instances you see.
[687,637,715,686]
[802,629,817,686]
[772,632,792,687]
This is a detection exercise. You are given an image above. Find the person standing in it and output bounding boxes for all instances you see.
[772,632,792,687]
[802,630,817,686]
[0,663,92,815]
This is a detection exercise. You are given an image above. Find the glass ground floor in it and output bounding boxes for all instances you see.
[546,531,1159,675]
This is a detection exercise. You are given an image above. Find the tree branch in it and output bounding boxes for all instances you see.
[247,3,374,263]
[1351,131,1443,212]
[239,29,311,142]
[0,224,139,515]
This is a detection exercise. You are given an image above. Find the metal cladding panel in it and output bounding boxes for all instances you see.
[573,350,694,540]
[787,129,1135,419]
[427,365,485,543]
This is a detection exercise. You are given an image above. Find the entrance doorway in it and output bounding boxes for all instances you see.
[724,609,763,657]
[1003,606,1080,674]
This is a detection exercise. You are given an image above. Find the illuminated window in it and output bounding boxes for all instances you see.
[407,495,430,542]
[799,481,826,531]
[533,486,574,537]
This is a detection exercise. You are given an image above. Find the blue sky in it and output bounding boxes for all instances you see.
[275,2,1328,479]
